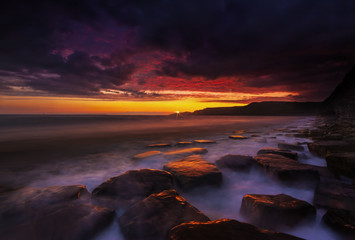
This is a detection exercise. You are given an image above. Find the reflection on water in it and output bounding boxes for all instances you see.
[0,115,339,240]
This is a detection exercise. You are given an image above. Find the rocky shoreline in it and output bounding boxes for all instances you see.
[0,116,354,240]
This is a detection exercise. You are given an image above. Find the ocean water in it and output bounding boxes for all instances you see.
[0,115,340,239]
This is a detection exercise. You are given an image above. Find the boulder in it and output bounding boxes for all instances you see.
[322,209,355,234]
[133,150,161,160]
[240,194,316,228]
[229,135,248,140]
[254,154,319,186]
[193,140,216,144]
[216,155,254,171]
[147,143,171,148]
[119,189,209,240]
[163,148,207,157]
[163,155,222,190]
[307,141,351,158]
[168,219,303,240]
[313,179,355,211]
[257,148,298,160]
[326,152,355,179]
[92,169,173,207]
[278,143,304,151]
[0,203,115,240]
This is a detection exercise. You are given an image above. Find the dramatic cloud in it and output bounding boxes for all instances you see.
[1,0,355,102]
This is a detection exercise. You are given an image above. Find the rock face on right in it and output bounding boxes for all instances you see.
[253,154,319,186]
[119,189,210,240]
[168,219,303,240]
[240,194,316,229]
[326,152,355,179]
[163,155,222,190]
[322,209,355,234]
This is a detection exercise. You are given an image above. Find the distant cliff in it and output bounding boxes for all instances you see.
[193,101,321,116]
[321,66,355,118]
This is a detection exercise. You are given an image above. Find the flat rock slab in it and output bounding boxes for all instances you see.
[278,143,304,151]
[92,169,173,207]
[133,151,161,160]
[326,152,355,179]
[193,140,216,144]
[163,155,222,190]
[216,155,254,171]
[176,142,194,146]
[163,148,207,157]
[323,209,355,234]
[0,203,115,240]
[254,154,319,186]
[168,219,303,240]
[119,189,210,240]
[241,194,316,228]
[147,143,171,148]
[313,179,355,211]
[257,148,298,160]
[307,141,351,158]
[229,135,248,140]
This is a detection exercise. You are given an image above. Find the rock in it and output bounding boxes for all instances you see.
[313,179,355,211]
[0,203,115,240]
[234,130,246,134]
[257,148,298,160]
[176,141,194,146]
[147,143,171,148]
[322,209,355,234]
[278,143,304,151]
[326,152,355,179]
[307,141,351,158]
[92,169,173,207]
[133,150,161,160]
[168,219,303,240]
[251,134,261,137]
[193,140,216,144]
[216,155,254,171]
[254,154,319,186]
[229,135,248,140]
[119,189,210,240]
[163,148,208,157]
[163,155,222,190]
[240,194,316,228]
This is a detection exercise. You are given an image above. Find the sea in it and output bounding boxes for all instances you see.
[0,114,341,239]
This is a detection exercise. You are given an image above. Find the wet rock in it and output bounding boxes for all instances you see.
[322,209,355,234]
[326,152,355,179]
[193,140,216,144]
[168,219,303,240]
[133,150,161,160]
[147,143,171,148]
[119,189,209,240]
[240,194,316,228]
[0,203,115,240]
[92,169,173,207]
[216,155,254,171]
[307,141,351,158]
[163,155,222,190]
[176,141,194,146]
[257,148,298,160]
[229,135,248,139]
[164,148,208,157]
[313,179,355,211]
[278,143,304,151]
[254,154,319,186]
[234,130,246,134]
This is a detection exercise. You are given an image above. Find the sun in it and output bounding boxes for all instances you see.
[176,111,180,114]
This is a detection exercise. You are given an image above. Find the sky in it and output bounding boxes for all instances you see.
[1,0,355,114]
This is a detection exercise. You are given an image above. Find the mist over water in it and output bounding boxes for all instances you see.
[0,115,340,239]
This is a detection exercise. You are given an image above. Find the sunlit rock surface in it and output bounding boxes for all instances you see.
[147,143,171,148]
[257,147,298,160]
[254,154,319,186]
[278,143,304,151]
[163,148,208,157]
[132,150,161,160]
[216,154,254,171]
[193,140,216,144]
[313,179,355,211]
[119,189,209,240]
[168,219,303,240]
[241,194,316,229]
[163,155,222,190]
[92,169,173,207]
[228,135,248,139]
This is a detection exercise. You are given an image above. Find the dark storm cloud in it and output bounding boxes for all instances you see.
[1,0,355,100]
